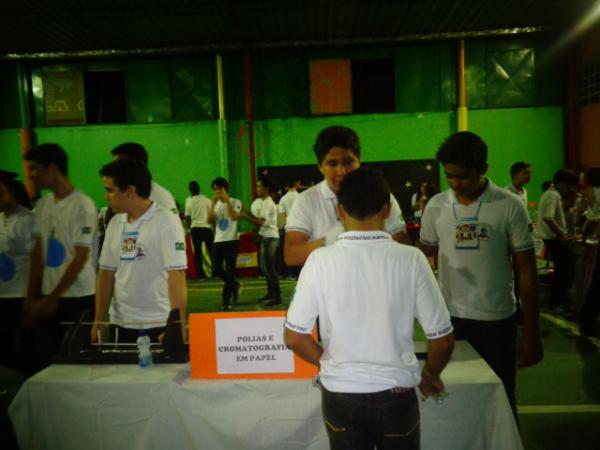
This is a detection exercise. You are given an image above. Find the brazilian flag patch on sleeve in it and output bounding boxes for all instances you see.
[175,242,185,251]
[82,226,92,234]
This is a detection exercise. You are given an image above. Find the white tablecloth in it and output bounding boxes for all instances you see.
[9,341,522,450]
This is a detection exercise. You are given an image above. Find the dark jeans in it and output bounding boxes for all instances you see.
[260,237,280,301]
[190,227,214,278]
[580,248,600,333]
[321,386,420,450]
[451,315,518,420]
[212,240,239,306]
[0,298,23,369]
[543,239,571,307]
[31,295,94,374]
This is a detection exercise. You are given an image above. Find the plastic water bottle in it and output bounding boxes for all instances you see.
[136,334,153,368]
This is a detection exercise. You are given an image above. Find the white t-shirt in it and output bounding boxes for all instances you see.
[151,181,178,215]
[34,190,98,297]
[0,206,35,298]
[279,190,300,217]
[99,202,187,329]
[537,187,566,239]
[585,186,600,221]
[285,230,452,393]
[286,180,405,242]
[185,195,212,228]
[213,198,242,243]
[506,184,529,208]
[251,197,279,238]
[420,179,534,321]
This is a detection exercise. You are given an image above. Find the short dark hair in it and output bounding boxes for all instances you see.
[24,143,68,176]
[99,159,151,198]
[111,143,148,166]
[542,180,552,192]
[257,175,273,191]
[437,132,487,172]
[0,170,32,209]
[552,169,578,186]
[189,181,200,195]
[211,177,229,191]
[338,168,390,220]
[510,162,531,179]
[586,167,600,187]
[313,126,361,164]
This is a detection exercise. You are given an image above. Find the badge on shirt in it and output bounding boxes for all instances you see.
[120,231,139,260]
[455,220,491,250]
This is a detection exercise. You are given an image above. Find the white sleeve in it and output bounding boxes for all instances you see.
[99,218,120,271]
[413,251,453,338]
[419,200,439,246]
[160,216,188,271]
[184,198,191,217]
[385,194,406,235]
[539,192,558,221]
[285,193,312,236]
[284,253,320,334]
[73,198,98,248]
[508,200,535,252]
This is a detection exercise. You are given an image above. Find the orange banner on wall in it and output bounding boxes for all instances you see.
[309,59,352,115]
[189,311,318,380]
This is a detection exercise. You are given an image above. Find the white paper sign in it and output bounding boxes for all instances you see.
[215,317,295,374]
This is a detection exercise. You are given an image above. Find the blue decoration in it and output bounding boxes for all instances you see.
[47,238,66,267]
[0,253,16,282]
[218,218,229,231]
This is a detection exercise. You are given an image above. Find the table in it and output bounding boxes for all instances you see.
[9,341,522,450]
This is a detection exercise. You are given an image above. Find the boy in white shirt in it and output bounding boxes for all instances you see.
[285,168,454,449]
[208,177,242,310]
[185,180,213,279]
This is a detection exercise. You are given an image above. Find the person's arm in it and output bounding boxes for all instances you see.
[283,328,322,367]
[223,195,242,220]
[207,198,217,224]
[419,333,455,398]
[26,245,91,321]
[542,218,570,241]
[90,269,116,343]
[167,269,188,341]
[512,249,544,367]
[391,230,411,245]
[26,237,43,300]
[284,230,323,266]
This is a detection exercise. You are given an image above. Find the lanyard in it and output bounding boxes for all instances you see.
[451,200,483,223]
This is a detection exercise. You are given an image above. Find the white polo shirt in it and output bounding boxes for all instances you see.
[34,190,98,297]
[213,198,242,243]
[420,179,534,321]
[151,181,178,215]
[0,206,35,298]
[251,197,279,238]
[279,190,300,217]
[285,230,452,393]
[99,202,187,329]
[185,194,212,228]
[537,187,566,239]
[506,184,528,207]
[286,180,405,242]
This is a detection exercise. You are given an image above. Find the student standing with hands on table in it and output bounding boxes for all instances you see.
[91,159,187,344]
[284,125,409,267]
[419,131,543,420]
[285,168,454,450]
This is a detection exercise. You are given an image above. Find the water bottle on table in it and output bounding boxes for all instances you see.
[136,333,153,367]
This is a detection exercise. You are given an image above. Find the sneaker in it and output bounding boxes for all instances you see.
[222,305,233,311]
[262,299,282,307]
[256,294,272,303]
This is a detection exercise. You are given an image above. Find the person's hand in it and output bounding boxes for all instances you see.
[90,323,107,344]
[517,334,543,367]
[22,296,58,329]
[419,367,445,399]
[222,191,230,202]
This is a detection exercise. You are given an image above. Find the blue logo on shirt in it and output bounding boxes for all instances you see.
[46,238,66,267]
[218,218,230,231]
[0,253,16,281]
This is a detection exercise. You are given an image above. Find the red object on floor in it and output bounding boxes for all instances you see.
[236,231,259,277]
[185,234,198,278]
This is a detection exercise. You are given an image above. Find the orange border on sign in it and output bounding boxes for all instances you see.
[189,311,318,380]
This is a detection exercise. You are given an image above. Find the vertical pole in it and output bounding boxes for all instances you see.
[216,54,229,179]
[244,52,256,199]
[457,40,468,132]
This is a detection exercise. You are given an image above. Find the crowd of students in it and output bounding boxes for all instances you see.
[1,126,598,449]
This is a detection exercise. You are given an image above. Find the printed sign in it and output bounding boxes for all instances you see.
[189,311,318,380]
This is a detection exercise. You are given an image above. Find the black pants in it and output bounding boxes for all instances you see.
[0,298,24,369]
[31,295,94,374]
[543,239,571,307]
[580,249,600,333]
[451,315,518,420]
[321,386,419,450]
[212,240,239,306]
[190,227,214,278]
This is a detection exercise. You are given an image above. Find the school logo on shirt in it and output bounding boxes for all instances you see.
[175,242,185,251]
[82,226,91,234]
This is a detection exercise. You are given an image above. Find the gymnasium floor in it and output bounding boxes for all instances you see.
[1,276,599,449]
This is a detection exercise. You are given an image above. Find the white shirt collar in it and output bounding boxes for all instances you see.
[319,180,337,200]
[122,201,158,225]
[338,230,392,241]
